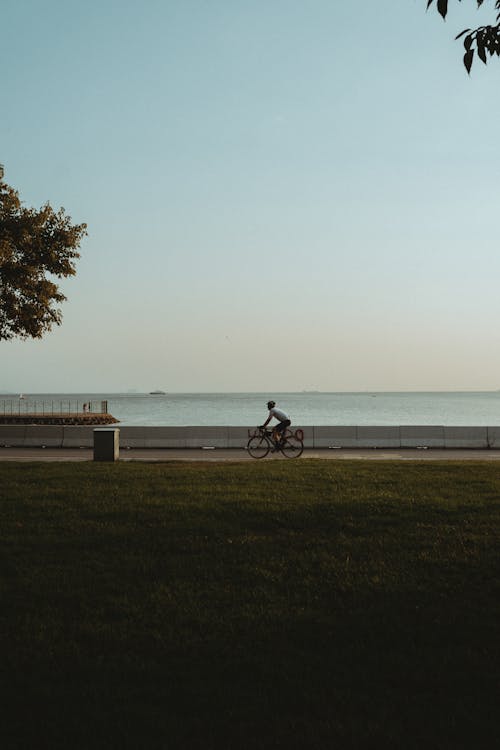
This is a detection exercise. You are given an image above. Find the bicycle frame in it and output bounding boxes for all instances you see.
[248,426,298,441]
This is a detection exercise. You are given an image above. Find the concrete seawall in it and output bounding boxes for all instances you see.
[1,425,500,450]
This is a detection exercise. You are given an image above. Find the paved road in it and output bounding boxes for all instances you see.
[2,447,500,462]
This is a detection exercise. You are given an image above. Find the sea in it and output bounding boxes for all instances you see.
[2,392,500,427]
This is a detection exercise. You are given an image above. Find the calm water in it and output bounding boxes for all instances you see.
[3,392,500,426]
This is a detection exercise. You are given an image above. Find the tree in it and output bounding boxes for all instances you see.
[427,1,500,71]
[0,170,87,341]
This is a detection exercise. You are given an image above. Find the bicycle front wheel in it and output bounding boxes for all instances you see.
[280,436,304,458]
[247,435,270,459]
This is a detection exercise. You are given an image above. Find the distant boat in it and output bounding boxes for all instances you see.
[149,390,166,395]
[19,393,25,399]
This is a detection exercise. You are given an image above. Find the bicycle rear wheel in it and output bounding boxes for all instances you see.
[280,435,304,458]
[247,435,270,458]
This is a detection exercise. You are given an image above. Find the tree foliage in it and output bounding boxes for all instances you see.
[427,0,500,71]
[0,176,87,341]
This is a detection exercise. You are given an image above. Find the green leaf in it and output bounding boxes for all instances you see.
[477,40,487,64]
[437,0,448,19]
[464,49,474,73]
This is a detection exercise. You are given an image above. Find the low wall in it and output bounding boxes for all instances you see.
[1,425,500,449]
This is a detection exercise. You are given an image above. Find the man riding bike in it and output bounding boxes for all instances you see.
[260,400,291,449]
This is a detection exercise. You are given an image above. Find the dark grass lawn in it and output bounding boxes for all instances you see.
[1,460,499,749]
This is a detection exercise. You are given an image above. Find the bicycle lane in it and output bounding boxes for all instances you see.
[2,447,500,462]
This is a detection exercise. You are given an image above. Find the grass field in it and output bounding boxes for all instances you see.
[1,459,499,749]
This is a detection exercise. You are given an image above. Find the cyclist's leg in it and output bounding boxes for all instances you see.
[270,426,280,451]
[276,420,291,446]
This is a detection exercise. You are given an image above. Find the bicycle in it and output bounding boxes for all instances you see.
[246,426,304,459]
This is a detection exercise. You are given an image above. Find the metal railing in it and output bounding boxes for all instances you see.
[0,399,109,416]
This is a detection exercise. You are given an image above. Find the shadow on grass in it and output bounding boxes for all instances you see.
[3,575,498,750]
[1,460,499,748]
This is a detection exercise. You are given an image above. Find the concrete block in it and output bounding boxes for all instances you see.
[118,427,188,449]
[487,426,500,448]
[117,426,144,449]
[444,427,488,449]
[183,426,229,448]
[24,426,64,447]
[356,426,400,448]
[400,426,445,448]
[228,427,254,449]
[313,426,358,448]
[144,427,190,448]
[62,426,95,448]
[117,426,233,449]
[0,425,26,447]
[94,428,120,461]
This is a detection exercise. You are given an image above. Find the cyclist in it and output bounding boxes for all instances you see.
[260,400,291,448]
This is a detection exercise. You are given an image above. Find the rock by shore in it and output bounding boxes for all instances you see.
[0,414,119,426]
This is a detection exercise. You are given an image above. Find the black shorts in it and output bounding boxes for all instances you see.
[276,419,291,435]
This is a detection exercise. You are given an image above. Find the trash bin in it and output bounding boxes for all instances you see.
[93,427,120,461]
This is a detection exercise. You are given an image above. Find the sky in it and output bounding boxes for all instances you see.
[1,0,500,393]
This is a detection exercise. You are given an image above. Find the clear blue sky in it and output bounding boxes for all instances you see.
[1,0,499,392]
